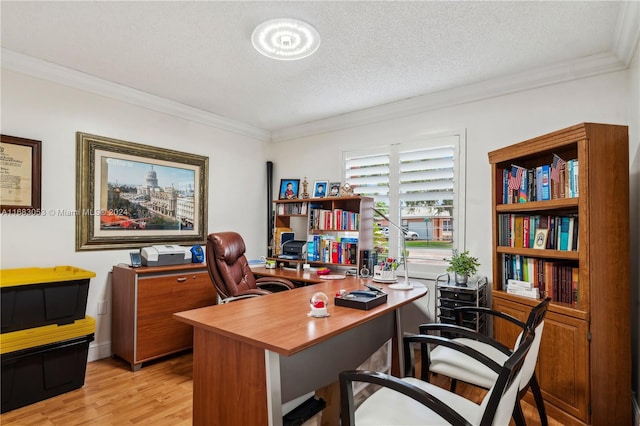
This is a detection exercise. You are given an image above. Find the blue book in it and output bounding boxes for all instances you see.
[559,217,570,250]
[503,169,510,204]
[535,167,543,201]
[540,165,551,201]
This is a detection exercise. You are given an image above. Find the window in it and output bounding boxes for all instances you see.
[343,130,466,278]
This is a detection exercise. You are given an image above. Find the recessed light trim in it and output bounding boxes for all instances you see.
[251,18,320,61]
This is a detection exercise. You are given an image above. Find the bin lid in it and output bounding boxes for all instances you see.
[0,316,96,354]
[0,266,96,288]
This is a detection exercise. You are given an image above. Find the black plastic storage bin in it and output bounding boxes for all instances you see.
[1,317,95,413]
[1,266,95,333]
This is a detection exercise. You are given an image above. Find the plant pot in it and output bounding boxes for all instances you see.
[454,273,468,286]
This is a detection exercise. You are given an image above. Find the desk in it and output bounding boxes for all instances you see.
[174,268,427,426]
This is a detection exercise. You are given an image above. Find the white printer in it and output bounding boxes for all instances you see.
[140,245,192,266]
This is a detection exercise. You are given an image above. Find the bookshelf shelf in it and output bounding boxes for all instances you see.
[496,246,580,260]
[495,197,578,212]
[488,123,630,426]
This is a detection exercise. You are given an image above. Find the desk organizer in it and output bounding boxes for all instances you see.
[1,266,95,333]
[1,316,95,413]
[334,292,387,310]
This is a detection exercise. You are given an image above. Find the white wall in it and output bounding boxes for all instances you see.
[0,70,270,360]
[269,67,639,395]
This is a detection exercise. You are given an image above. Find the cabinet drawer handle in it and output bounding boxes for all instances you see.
[177,277,187,282]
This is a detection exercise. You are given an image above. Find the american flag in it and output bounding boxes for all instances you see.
[508,166,524,190]
[550,154,565,181]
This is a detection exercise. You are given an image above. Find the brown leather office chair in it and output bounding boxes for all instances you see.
[206,232,295,303]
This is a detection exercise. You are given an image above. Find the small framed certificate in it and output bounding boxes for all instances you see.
[0,135,42,214]
[533,228,549,249]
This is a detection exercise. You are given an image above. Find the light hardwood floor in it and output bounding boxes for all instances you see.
[1,351,562,425]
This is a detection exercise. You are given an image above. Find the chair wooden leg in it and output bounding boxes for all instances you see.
[512,401,526,426]
[530,375,548,426]
[449,378,457,392]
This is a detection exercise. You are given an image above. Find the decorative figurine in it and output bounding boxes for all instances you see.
[301,177,310,199]
[339,182,354,196]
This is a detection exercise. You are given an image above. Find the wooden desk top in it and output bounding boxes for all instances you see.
[174,269,427,357]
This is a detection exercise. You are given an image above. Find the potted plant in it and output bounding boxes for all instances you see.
[445,249,480,285]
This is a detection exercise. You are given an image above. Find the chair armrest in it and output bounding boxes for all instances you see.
[220,294,263,304]
[452,306,527,329]
[256,277,296,290]
[339,370,472,426]
[404,334,503,376]
[418,323,512,355]
[237,288,272,296]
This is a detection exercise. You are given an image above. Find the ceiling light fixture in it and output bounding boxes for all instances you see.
[251,18,320,61]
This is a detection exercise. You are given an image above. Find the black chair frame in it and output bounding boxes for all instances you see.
[340,329,536,426]
[418,298,551,426]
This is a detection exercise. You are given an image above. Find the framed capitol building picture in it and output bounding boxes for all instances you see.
[75,132,208,251]
[0,134,42,214]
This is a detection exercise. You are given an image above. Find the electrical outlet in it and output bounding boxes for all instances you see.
[97,300,107,315]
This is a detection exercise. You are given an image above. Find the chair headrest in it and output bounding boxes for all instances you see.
[209,232,246,264]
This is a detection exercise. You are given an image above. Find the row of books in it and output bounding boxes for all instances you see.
[307,235,358,264]
[501,154,578,204]
[502,254,578,305]
[309,208,360,231]
[498,214,578,251]
[276,202,307,215]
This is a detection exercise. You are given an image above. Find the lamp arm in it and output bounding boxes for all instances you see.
[371,207,409,283]
[371,207,409,235]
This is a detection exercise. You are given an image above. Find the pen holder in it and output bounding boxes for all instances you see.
[373,265,396,281]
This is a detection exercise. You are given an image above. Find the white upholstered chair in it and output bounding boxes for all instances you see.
[339,328,536,426]
[418,297,551,426]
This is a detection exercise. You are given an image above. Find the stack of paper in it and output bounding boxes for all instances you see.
[506,279,540,299]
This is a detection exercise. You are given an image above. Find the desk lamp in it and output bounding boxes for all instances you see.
[371,207,418,288]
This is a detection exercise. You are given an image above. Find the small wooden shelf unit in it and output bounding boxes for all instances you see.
[272,196,374,271]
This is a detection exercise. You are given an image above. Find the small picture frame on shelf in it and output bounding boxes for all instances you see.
[329,182,341,197]
[313,180,328,198]
[533,228,548,249]
[279,179,300,200]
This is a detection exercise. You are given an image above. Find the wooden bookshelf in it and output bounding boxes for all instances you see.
[488,123,630,425]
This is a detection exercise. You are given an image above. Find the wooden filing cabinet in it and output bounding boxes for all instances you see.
[111,263,217,370]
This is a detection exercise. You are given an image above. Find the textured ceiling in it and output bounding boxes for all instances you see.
[1,1,637,135]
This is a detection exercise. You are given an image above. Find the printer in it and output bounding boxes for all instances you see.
[279,240,307,260]
[141,245,192,266]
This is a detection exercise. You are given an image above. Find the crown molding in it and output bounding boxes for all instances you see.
[271,51,628,142]
[1,48,271,142]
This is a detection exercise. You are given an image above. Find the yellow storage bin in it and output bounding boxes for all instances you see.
[0,266,95,288]
[1,266,95,333]
[0,316,96,355]
[1,317,96,413]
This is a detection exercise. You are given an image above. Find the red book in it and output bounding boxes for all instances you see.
[331,241,339,263]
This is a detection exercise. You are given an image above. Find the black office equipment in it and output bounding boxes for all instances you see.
[280,240,307,260]
[335,291,387,310]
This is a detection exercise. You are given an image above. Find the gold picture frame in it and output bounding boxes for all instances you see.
[76,132,208,251]
[0,135,42,214]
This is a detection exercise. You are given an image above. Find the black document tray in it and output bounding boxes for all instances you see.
[334,292,388,310]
